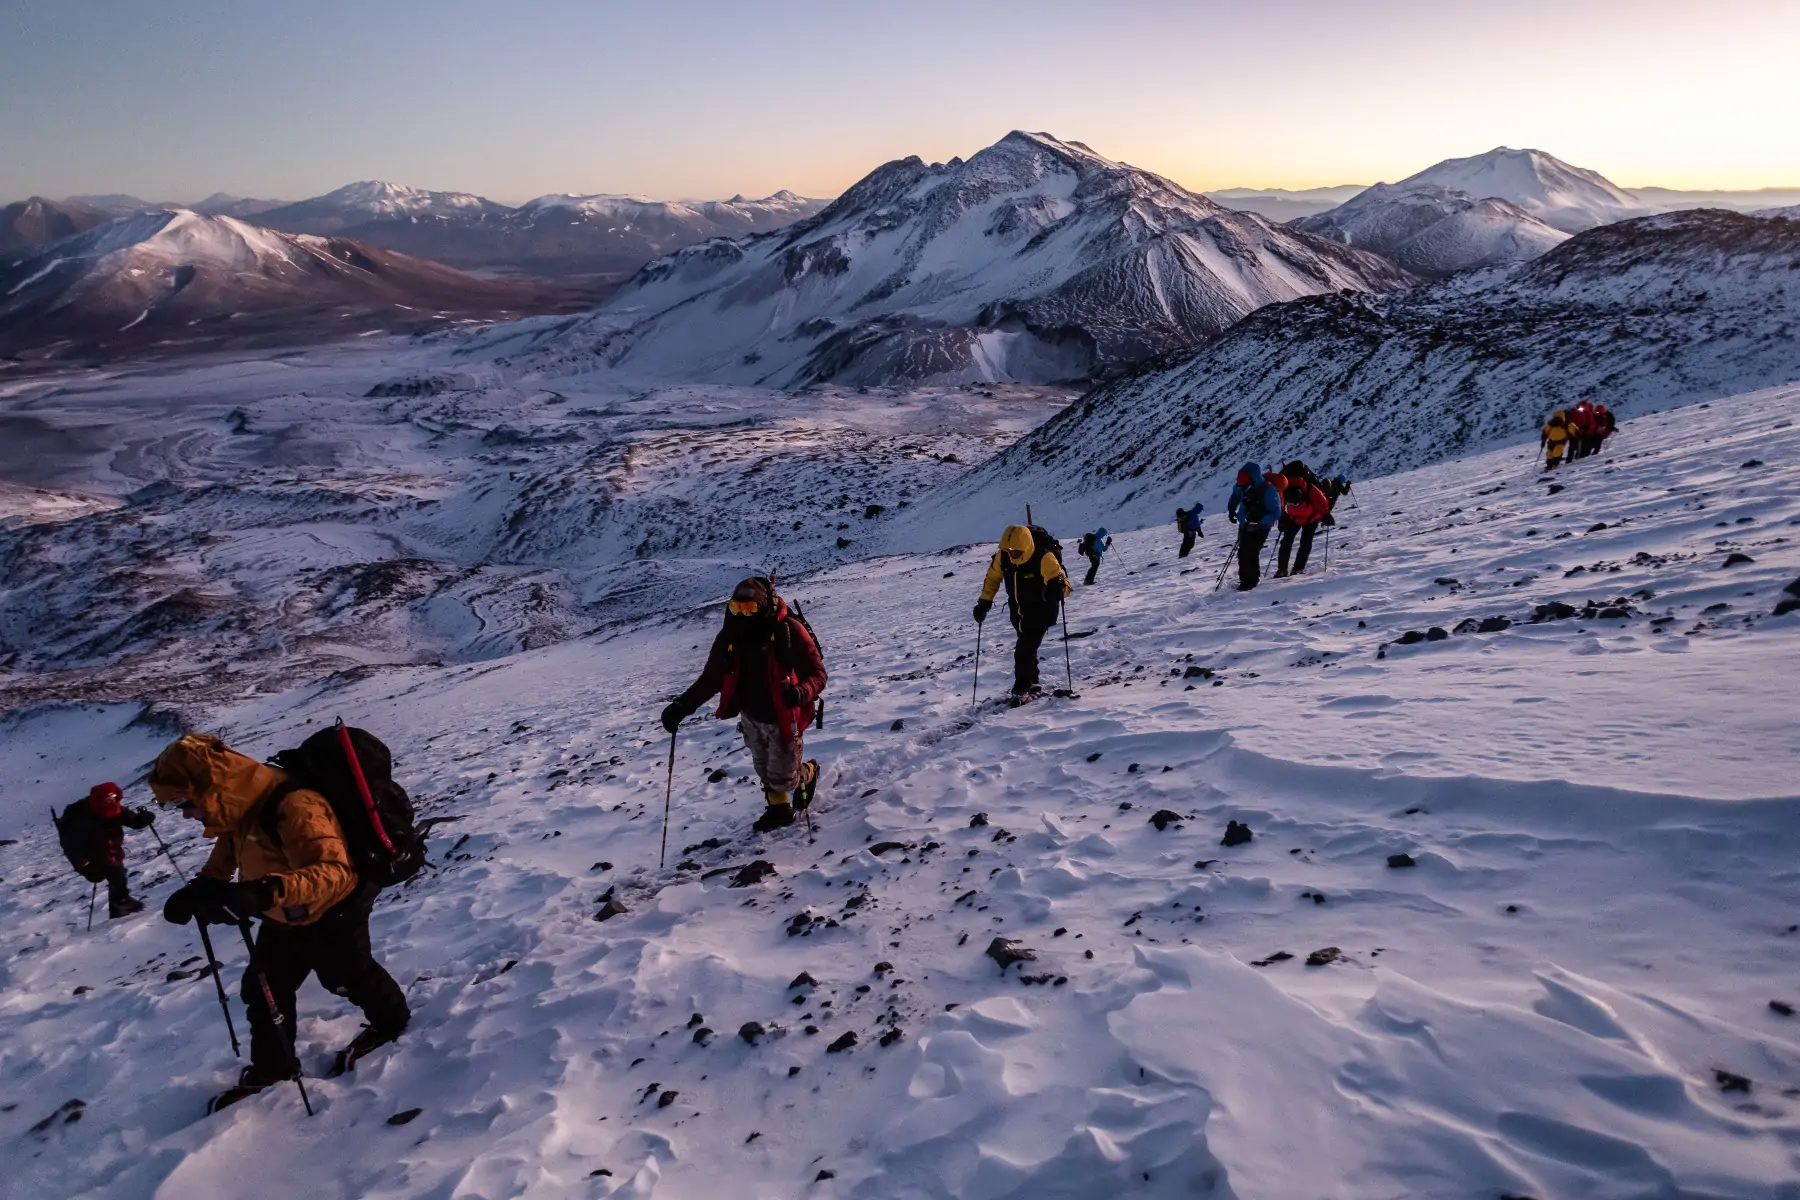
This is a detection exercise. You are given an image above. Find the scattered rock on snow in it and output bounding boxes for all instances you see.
[1221,820,1253,847]
[968,812,989,827]
[1769,1001,1795,1017]
[1722,553,1755,567]
[387,1108,423,1126]
[1250,951,1294,967]
[28,1100,85,1135]
[1148,809,1183,831]
[739,1021,768,1044]
[657,1090,679,1107]
[595,891,628,922]
[1532,601,1579,622]
[1714,1069,1752,1093]
[1305,947,1343,967]
[826,1031,857,1053]
[730,860,778,887]
[985,937,1037,970]
[1387,853,1417,869]
[890,719,906,731]
[789,972,818,989]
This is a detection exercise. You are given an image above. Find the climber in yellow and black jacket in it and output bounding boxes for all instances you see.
[973,524,1071,704]
[151,733,410,1111]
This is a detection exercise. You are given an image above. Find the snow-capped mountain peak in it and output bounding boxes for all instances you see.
[1395,147,1651,232]
[1291,181,1569,277]
[309,179,498,217]
[523,131,1410,387]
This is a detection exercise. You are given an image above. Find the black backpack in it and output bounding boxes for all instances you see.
[263,721,426,889]
[52,802,107,882]
[786,599,827,730]
[1003,526,1067,606]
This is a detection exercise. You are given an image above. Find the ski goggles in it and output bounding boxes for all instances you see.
[727,597,763,615]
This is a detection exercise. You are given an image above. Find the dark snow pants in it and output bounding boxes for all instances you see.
[1237,524,1271,590]
[103,865,134,915]
[1012,603,1059,695]
[1178,530,1197,558]
[244,885,409,1072]
[1083,553,1100,585]
[1278,520,1317,575]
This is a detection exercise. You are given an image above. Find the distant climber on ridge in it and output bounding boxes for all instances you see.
[1541,409,1572,470]
[973,523,1071,705]
[1226,463,1281,591]
[1174,505,1204,558]
[1077,527,1112,585]
[54,782,155,919]
[662,577,825,833]
[1275,472,1332,578]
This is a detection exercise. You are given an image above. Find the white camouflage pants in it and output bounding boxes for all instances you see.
[739,715,804,794]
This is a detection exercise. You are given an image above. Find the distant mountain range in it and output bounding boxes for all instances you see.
[1,183,830,280]
[899,207,1800,541]
[505,131,1413,387]
[0,210,595,362]
[1204,186,1368,222]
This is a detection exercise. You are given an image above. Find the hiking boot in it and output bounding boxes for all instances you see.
[207,1064,289,1114]
[1273,568,1289,579]
[1291,566,1307,576]
[109,895,145,919]
[793,761,820,813]
[753,802,796,833]
[328,1025,402,1078]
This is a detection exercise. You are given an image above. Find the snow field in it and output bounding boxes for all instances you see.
[2,386,1798,1196]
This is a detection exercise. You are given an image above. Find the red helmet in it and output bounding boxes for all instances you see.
[87,782,123,817]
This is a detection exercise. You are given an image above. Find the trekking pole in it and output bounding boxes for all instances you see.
[1213,541,1239,592]
[1059,596,1074,694]
[971,622,983,705]
[197,919,241,1057]
[1324,525,1332,574]
[87,881,98,932]
[237,919,312,1116]
[658,728,677,870]
[148,822,189,883]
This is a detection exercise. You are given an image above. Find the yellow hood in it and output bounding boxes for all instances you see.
[149,733,284,838]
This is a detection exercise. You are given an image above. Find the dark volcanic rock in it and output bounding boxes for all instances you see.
[1148,809,1183,831]
[1221,820,1253,847]
[985,938,1037,970]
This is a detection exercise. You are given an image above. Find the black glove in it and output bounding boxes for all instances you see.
[124,806,155,829]
[660,700,690,734]
[163,881,204,925]
[165,877,275,926]
[781,681,802,708]
[1320,513,1337,527]
[972,599,992,624]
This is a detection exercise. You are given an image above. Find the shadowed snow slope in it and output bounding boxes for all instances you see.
[1291,182,1568,277]
[1,381,1797,1198]
[1395,147,1654,233]
[896,209,1800,545]
[509,131,1413,388]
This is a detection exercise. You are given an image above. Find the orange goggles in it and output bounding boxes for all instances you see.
[727,597,762,615]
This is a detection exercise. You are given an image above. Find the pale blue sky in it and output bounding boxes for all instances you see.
[3,0,1796,204]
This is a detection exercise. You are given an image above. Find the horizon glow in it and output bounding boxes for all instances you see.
[2,0,1797,205]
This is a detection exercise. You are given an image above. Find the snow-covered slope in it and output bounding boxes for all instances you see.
[1290,182,1568,277]
[1758,204,1800,221]
[0,211,590,361]
[898,209,1800,543]
[519,131,1414,387]
[2,385,1798,1198]
[1396,147,1653,233]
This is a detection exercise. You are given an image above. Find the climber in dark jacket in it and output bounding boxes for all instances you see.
[1226,462,1280,591]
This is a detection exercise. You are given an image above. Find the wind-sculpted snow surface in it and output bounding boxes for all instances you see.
[521,131,1413,388]
[899,209,1800,543]
[1,390,1798,1197]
